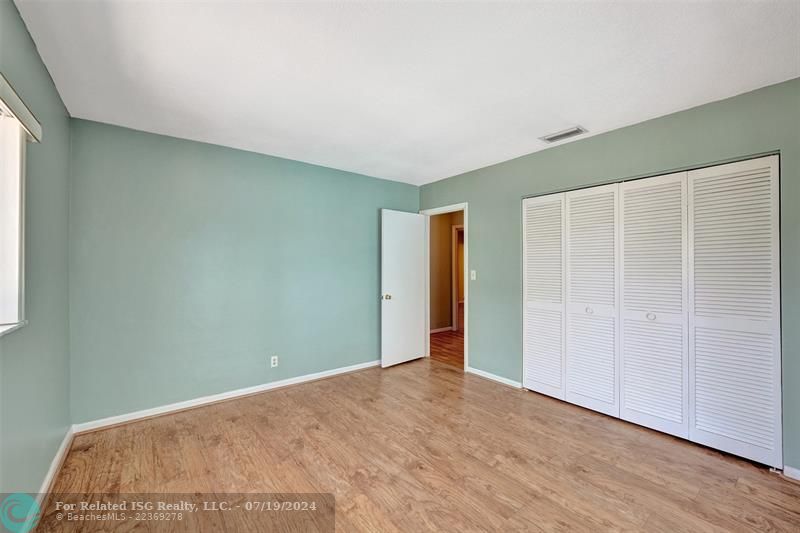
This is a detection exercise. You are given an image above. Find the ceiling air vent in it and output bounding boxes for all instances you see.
[539,126,587,144]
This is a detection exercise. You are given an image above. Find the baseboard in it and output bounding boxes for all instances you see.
[37,425,73,501]
[73,360,380,434]
[466,366,522,389]
[430,327,453,334]
[784,465,800,481]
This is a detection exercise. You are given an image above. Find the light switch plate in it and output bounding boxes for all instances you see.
[470,270,477,281]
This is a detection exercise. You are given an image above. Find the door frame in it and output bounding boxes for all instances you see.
[420,202,469,371]
[451,224,464,331]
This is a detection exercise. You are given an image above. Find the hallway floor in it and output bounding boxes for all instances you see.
[430,303,464,368]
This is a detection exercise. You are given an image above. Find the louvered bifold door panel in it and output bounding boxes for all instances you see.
[620,173,689,438]
[688,155,782,468]
[565,184,620,417]
[522,194,566,399]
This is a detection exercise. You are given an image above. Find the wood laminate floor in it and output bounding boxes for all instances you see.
[430,303,464,369]
[47,359,800,532]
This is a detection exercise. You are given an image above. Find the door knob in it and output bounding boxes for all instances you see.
[382,294,392,300]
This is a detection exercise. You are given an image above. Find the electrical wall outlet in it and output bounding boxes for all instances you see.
[270,355,279,368]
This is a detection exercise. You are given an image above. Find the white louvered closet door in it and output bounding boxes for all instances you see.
[565,184,620,417]
[522,194,566,399]
[620,173,689,438]
[688,155,782,468]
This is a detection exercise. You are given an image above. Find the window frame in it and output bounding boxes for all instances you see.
[0,72,39,338]
[0,106,27,337]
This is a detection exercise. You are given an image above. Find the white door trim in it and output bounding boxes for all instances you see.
[420,202,468,371]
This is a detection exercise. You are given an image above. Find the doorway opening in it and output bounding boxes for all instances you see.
[423,204,467,370]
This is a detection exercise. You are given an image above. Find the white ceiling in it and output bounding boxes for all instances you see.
[15,1,800,185]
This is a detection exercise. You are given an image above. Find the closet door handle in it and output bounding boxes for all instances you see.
[646,312,657,321]
[585,306,594,315]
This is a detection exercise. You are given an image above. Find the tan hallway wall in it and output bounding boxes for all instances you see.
[430,211,463,330]
[457,231,464,303]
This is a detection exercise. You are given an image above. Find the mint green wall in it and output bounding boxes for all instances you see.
[69,119,418,423]
[0,0,71,492]
[420,78,800,466]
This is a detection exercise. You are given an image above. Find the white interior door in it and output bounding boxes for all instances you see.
[565,183,620,417]
[381,209,426,368]
[522,194,566,399]
[620,172,689,438]
[688,155,782,468]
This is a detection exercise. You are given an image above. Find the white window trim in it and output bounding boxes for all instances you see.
[0,73,39,338]
[0,114,26,338]
[0,72,42,143]
[0,321,28,337]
